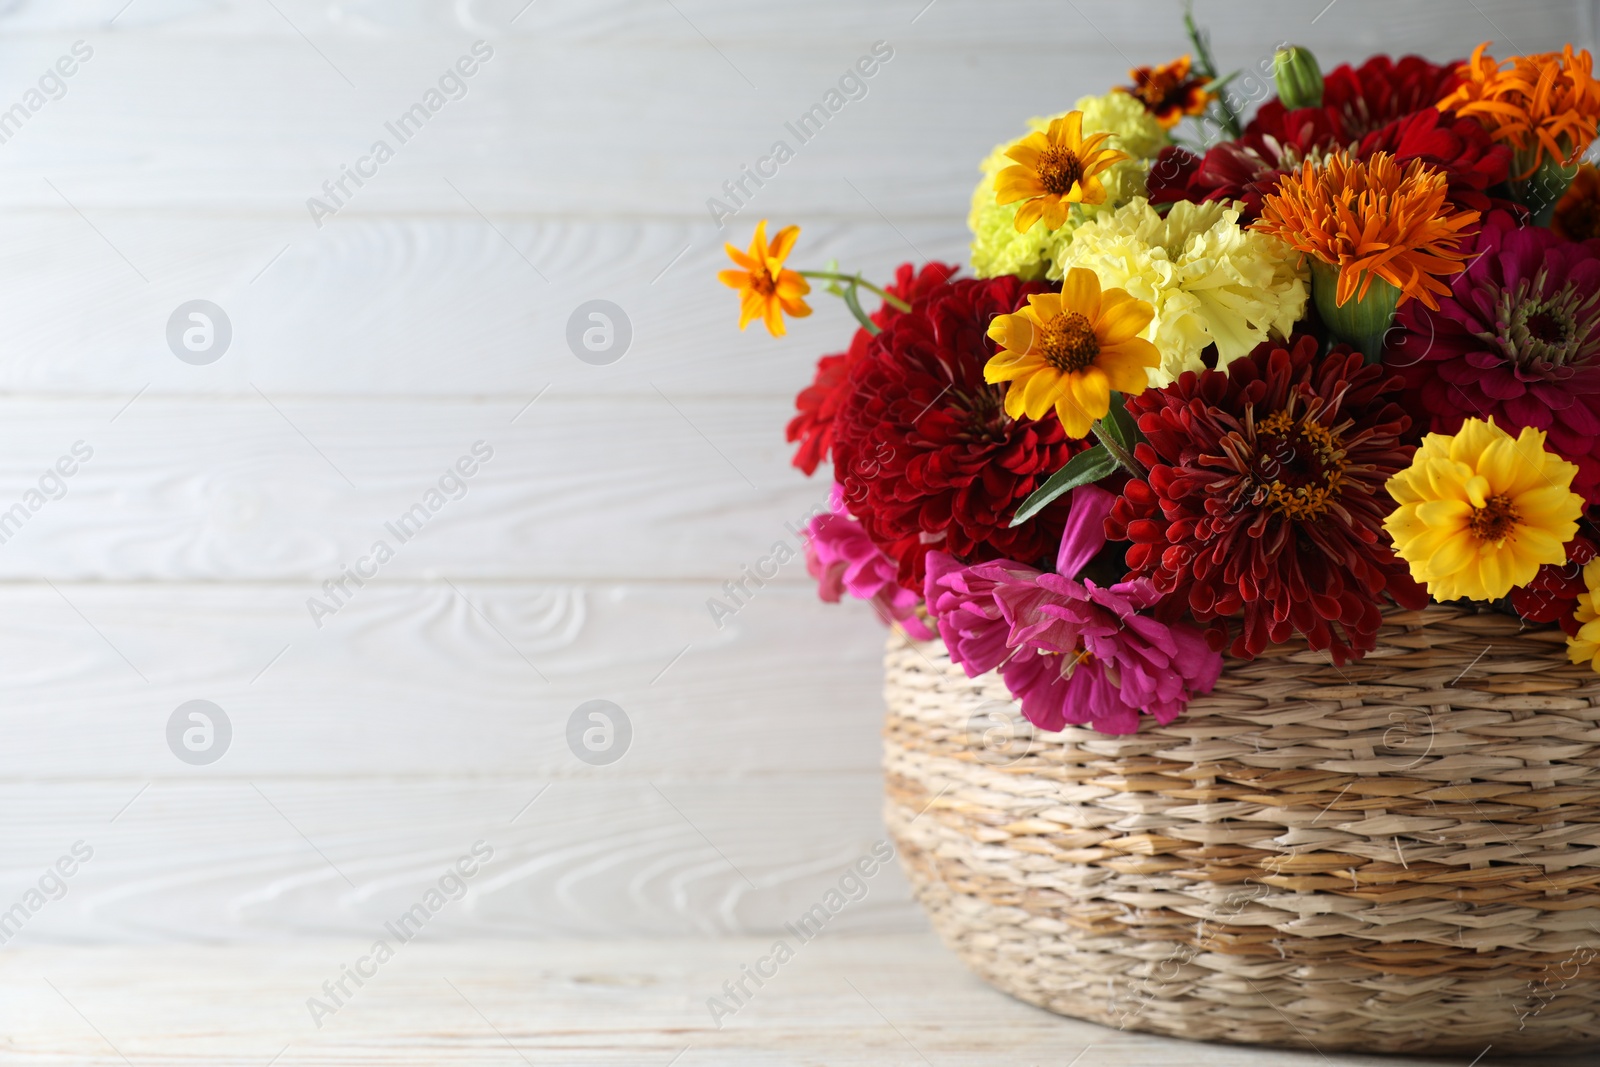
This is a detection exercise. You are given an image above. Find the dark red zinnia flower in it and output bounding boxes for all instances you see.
[830,273,1086,591]
[1321,53,1464,137]
[1387,215,1600,505]
[1149,103,1513,223]
[786,262,956,476]
[1107,335,1426,663]
[1148,100,1344,220]
[1510,530,1598,635]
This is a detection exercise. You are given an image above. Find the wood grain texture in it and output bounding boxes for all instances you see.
[0,583,890,776]
[0,2,1580,216]
[0,777,918,940]
[0,935,1585,1066]
[0,397,829,579]
[0,217,960,398]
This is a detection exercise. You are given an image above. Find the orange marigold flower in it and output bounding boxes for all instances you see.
[1437,43,1600,178]
[718,220,812,336]
[1254,151,1479,311]
[1122,55,1213,128]
[994,111,1129,233]
[1553,163,1600,240]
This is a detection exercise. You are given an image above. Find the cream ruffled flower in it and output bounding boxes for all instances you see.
[1056,198,1308,386]
[969,92,1169,281]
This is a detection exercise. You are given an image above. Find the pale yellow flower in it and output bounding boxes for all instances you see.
[1057,198,1308,386]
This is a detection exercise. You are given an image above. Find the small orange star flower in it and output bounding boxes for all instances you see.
[1122,55,1213,128]
[1438,43,1600,178]
[718,221,812,336]
[994,111,1129,234]
[1255,151,1479,310]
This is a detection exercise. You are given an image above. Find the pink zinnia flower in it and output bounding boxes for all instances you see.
[805,486,933,639]
[925,487,1221,735]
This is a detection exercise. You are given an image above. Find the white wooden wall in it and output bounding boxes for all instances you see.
[0,0,1591,943]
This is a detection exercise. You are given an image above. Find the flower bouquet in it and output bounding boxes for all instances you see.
[719,8,1600,1054]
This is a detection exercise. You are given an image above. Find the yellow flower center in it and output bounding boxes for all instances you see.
[1254,410,1347,520]
[1469,493,1520,543]
[1036,146,1085,196]
[1038,311,1100,372]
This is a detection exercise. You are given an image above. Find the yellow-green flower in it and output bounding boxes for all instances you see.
[1384,418,1583,603]
[1568,560,1600,672]
[1056,198,1308,386]
[969,92,1169,281]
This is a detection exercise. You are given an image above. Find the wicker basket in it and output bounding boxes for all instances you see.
[884,604,1600,1054]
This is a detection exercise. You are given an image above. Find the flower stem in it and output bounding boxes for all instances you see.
[798,270,913,313]
[1092,420,1143,477]
[839,285,879,335]
[1184,0,1242,139]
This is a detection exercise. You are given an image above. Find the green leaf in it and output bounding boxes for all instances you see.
[1009,445,1119,527]
[1096,393,1139,453]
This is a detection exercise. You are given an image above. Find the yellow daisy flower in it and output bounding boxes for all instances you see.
[994,111,1130,234]
[983,267,1159,439]
[1567,560,1600,672]
[1383,418,1584,602]
[718,220,811,336]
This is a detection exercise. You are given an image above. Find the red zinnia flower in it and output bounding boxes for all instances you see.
[1107,335,1426,663]
[830,274,1088,591]
[1354,107,1515,217]
[1388,215,1600,505]
[1323,53,1464,137]
[785,262,955,475]
[1147,99,1343,220]
[1149,103,1512,223]
[1147,54,1501,223]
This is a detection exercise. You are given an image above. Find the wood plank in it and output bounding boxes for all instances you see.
[0,396,841,580]
[0,216,960,398]
[0,935,1579,1065]
[0,777,917,940]
[0,4,1579,216]
[0,582,891,776]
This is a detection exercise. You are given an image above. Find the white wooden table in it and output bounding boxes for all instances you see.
[4,933,1587,1066]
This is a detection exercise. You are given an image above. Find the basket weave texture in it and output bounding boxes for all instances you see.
[884,605,1600,1054]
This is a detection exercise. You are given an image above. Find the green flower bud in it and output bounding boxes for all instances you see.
[1310,259,1398,364]
[1274,46,1324,110]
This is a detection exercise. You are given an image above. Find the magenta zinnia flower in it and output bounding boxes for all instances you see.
[924,487,1221,735]
[1388,215,1600,505]
[805,486,933,639]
